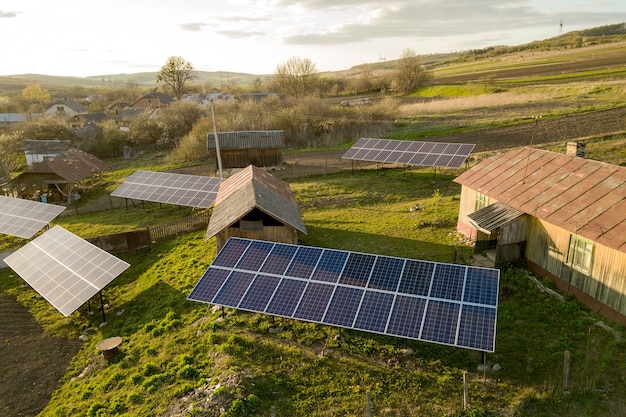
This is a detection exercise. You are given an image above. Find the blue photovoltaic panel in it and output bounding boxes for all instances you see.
[188,237,500,352]
[342,139,475,168]
[323,286,364,327]
[354,291,394,333]
[111,170,223,208]
[293,282,335,322]
[339,253,376,287]
[238,275,281,312]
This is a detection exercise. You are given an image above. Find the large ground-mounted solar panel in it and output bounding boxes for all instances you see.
[342,138,475,169]
[111,170,223,208]
[189,238,500,352]
[0,195,66,239]
[4,226,130,317]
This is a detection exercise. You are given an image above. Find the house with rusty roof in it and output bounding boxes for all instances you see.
[208,130,285,170]
[22,139,73,166]
[131,92,173,110]
[454,143,626,323]
[12,149,107,204]
[206,164,306,251]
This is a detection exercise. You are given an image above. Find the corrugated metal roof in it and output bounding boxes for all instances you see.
[454,148,626,253]
[23,139,73,153]
[206,165,306,238]
[468,202,524,234]
[208,130,284,150]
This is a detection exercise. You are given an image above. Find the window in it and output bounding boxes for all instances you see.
[567,235,593,274]
[475,192,489,211]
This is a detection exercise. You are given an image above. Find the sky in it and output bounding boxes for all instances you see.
[1,0,625,78]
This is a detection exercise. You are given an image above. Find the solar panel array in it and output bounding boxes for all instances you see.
[0,195,66,239]
[189,238,499,352]
[111,170,223,208]
[4,226,130,317]
[342,139,475,169]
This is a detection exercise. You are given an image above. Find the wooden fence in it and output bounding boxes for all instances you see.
[148,211,210,242]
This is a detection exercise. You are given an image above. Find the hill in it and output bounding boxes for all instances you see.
[1,22,624,91]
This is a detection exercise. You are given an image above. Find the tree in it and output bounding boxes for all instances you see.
[21,84,51,111]
[393,48,431,94]
[0,131,24,182]
[272,57,319,97]
[156,56,195,100]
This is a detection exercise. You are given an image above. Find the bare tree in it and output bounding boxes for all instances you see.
[156,56,195,100]
[272,57,319,97]
[393,48,431,94]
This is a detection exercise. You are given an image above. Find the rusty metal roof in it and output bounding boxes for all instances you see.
[18,149,106,183]
[468,202,524,234]
[208,130,284,150]
[206,165,306,238]
[454,148,626,253]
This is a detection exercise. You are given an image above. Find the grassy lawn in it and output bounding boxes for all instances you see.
[1,158,625,416]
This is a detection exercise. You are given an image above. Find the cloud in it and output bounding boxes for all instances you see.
[0,10,17,18]
[179,22,207,32]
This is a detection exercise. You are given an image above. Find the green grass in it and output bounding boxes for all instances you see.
[1,161,626,416]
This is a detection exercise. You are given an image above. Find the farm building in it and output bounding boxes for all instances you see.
[454,144,626,324]
[206,164,307,251]
[23,139,73,166]
[11,149,107,204]
[207,130,284,170]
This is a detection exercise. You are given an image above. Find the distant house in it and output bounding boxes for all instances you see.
[454,144,626,324]
[207,130,285,169]
[43,100,88,119]
[206,165,307,251]
[71,112,108,127]
[0,113,30,127]
[181,92,234,105]
[23,139,73,166]
[131,92,172,110]
[12,149,107,204]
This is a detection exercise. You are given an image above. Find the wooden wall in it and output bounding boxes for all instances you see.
[213,149,283,169]
[526,217,626,316]
[216,226,299,252]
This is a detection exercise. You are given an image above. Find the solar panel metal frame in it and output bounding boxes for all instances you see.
[342,138,475,169]
[111,170,223,208]
[189,237,499,352]
[3,226,130,317]
[0,195,66,239]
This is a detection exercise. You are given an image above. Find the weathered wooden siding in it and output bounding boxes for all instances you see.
[456,187,479,239]
[216,226,298,251]
[526,217,626,316]
[212,149,283,169]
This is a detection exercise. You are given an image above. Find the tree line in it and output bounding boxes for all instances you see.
[0,50,430,181]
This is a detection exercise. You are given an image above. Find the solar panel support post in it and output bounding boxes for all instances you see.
[99,291,106,324]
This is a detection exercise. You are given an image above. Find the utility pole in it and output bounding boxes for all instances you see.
[210,99,223,178]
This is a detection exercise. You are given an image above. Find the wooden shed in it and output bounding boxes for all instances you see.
[206,165,306,251]
[12,149,107,204]
[207,130,284,169]
[454,146,626,324]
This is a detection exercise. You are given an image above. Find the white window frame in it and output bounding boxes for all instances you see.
[475,192,489,211]
[567,234,593,274]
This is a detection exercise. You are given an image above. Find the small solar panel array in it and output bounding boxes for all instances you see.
[4,226,130,317]
[0,195,66,239]
[342,138,475,169]
[111,170,223,208]
[189,238,499,352]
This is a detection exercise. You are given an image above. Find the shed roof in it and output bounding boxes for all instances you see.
[206,165,306,238]
[17,149,106,183]
[208,130,284,150]
[454,148,626,253]
[467,202,525,234]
